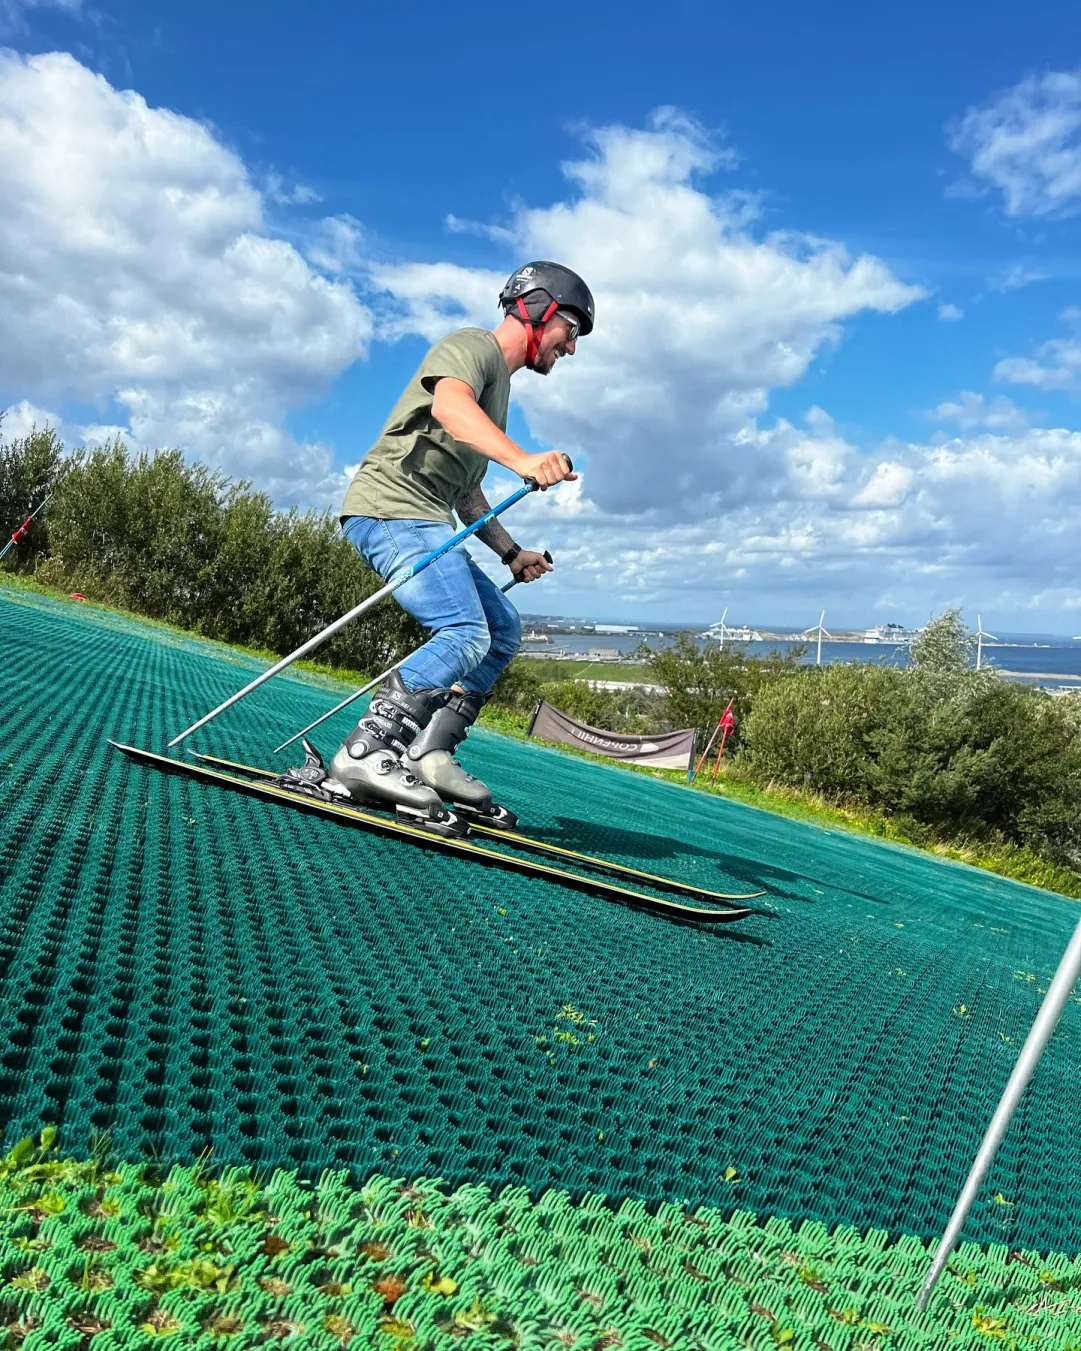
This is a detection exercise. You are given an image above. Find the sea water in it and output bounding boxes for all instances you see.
[519,629,1081,687]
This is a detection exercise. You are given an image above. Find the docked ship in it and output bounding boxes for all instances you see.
[863,622,919,644]
[701,620,763,642]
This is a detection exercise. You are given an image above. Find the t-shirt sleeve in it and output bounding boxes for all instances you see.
[419,331,498,402]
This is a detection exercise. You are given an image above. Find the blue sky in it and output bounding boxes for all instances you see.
[2,0,1081,628]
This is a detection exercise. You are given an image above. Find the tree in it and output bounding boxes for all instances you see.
[640,631,805,749]
[0,425,66,571]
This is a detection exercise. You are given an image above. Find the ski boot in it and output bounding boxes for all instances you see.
[404,689,520,830]
[292,671,469,837]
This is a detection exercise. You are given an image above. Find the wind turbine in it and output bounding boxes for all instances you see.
[710,606,729,648]
[975,614,996,670]
[803,610,831,665]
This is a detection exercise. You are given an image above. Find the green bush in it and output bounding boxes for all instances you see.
[742,613,1081,866]
[4,433,423,675]
[740,659,908,798]
[639,631,805,751]
[0,426,65,570]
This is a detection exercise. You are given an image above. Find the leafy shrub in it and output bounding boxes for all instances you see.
[638,631,806,751]
[742,613,1081,865]
[0,426,66,569]
[5,433,423,674]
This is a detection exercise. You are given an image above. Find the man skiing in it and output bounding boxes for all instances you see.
[304,261,595,834]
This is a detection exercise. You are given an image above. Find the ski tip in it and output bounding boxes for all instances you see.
[697,905,754,923]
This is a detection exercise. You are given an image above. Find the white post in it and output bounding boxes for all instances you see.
[915,917,1081,1311]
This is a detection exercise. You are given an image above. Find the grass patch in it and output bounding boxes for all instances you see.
[1,1132,1077,1351]
[518,656,655,684]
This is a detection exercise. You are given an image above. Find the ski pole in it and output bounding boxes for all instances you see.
[711,705,735,780]
[273,551,555,755]
[915,915,1081,1311]
[0,494,51,565]
[689,698,733,783]
[168,471,569,749]
[689,719,723,783]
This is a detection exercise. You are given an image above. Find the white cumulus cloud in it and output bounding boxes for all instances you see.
[0,50,370,504]
[949,70,1081,217]
[937,302,964,321]
[931,391,1032,434]
[0,399,63,440]
[372,110,925,524]
[994,313,1081,391]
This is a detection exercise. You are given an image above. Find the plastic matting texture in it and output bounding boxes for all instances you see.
[1,588,1079,1253]
[3,1158,1080,1350]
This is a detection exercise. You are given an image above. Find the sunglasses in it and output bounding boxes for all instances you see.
[554,309,581,342]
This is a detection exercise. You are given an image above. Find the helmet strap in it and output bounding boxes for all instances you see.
[516,297,558,369]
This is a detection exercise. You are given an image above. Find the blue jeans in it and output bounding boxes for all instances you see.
[342,516,521,695]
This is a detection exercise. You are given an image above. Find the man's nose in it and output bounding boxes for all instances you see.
[564,338,576,356]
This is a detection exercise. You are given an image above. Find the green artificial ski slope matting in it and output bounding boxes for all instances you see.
[0,588,1079,1268]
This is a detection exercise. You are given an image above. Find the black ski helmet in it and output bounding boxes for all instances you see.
[498,261,595,368]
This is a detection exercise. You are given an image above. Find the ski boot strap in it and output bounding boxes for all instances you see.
[347,670,448,759]
[406,689,488,761]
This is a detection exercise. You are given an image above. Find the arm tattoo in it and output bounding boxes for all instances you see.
[457,484,516,557]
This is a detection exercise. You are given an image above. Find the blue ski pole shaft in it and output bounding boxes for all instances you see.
[169,473,564,749]
[274,552,555,754]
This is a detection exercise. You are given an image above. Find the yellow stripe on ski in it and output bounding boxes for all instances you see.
[112,743,755,924]
[190,751,767,903]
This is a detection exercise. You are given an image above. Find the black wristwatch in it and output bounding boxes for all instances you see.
[501,544,521,567]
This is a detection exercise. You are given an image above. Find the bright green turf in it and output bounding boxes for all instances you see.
[1,1136,1078,1350]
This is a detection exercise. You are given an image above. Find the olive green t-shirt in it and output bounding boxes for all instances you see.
[341,327,510,527]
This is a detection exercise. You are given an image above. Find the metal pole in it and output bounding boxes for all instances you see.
[168,479,550,748]
[272,552,555,755]
[0,494,51,564]
[915,916,1081,1311]
[689,716,724,783]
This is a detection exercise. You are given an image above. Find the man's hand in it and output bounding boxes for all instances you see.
[511,549,554,583]
[517,450,577,488]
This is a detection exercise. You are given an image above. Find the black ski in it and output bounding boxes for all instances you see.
[189,750,768,906]
[110,742,757,925]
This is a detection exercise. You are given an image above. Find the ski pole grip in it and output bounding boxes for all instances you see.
[524,454,574,491]
[500,550,554,593]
